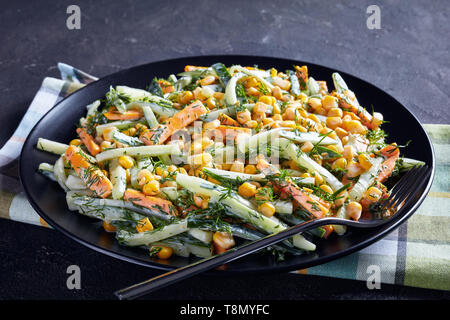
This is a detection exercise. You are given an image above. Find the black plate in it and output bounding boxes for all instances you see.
[19,55,435,274]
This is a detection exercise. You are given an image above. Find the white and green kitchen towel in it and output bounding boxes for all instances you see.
[0,64,448,291]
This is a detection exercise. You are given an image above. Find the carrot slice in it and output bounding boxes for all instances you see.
[104,110,143,120]
[64,145,112,198]
[278,182,329,219]
[124,189,178,216]
[218,113,240,127]
[76,128,100,156]
[212,125,251,142]
[376,144,400,183]
[140,100,207,145]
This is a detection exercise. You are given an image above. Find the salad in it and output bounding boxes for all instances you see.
[36,63,423,261]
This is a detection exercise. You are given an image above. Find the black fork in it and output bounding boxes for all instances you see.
[115,165,431,300]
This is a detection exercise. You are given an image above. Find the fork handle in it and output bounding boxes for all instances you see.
[115,217,338,300]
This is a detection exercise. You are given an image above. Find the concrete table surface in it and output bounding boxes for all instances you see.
[0,0,448,299]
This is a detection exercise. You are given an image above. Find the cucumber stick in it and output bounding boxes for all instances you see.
[109,158,127,200]
[116,220,188,246]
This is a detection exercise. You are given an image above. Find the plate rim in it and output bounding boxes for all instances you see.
[19,54,436,275]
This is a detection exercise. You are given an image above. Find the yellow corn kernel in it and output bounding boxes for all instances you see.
[150,245,173,260]
[70,138,82,146]
[238,182,257,198]
[272,114,283,121]
[346,161,364,178]
[179,91,194,104]
[322,95,338,110]
[122,127,137,136]
[244,120,258,129]
[206,97,217,109]
[154,166,166,176]
[213,91,225,100]
[272,86,283,100]
[326,116,343,130]
[258,202,276,217]
[118,155,134,169]
[301,172,311,178]
[332,157,347,170]
[102,127,116,141]
[342,145,354,160]
[307,97,322,110]
[253,102,268,114]
[327,107,343,118]
[136,217,154,233]
[307,114,320,123]
[200,75,216,86]
[244,76,259,88]
[366,186,383,202]
[334,191,348,207]
[143,180,160,196]
[272,103,281,114]
[302,187,314,194]
[343,119,366,134]
[103,221,116,232]
[213,232,235,253]
[272,77,291,91]
[167,165,178,173]
[237,110,252,124]
[295,125,308,133]
[135,123,148,132]
[279,120,296,128]
[312,172,324,185]
[320,184,333,194]
[259,95,274,106]
[230,160,245,173]
[262,117,274,125]
[335,127,349,139]
[358,153,373,171]
[100,140,112,151]
[161,180,177,188]
[270,68,278,77]
[301,141,314,153]
[246,87,261,97]
[244,164,257,174]
[347,202,362,220]
[298,93,308,103]
[203,119,221,130]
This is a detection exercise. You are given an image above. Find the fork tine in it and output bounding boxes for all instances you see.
[384,165,430,211]
[377,165,421,209]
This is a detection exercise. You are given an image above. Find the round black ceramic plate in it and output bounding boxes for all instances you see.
[20,55,434,274]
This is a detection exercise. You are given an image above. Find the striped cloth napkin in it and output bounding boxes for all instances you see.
[0,64,448,291]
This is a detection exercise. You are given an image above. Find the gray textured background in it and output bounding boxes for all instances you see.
[0,0,449,299]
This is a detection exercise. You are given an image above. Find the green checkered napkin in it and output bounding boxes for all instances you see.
[0,64,448,291]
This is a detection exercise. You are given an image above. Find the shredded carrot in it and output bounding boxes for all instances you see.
[218,113,240,126]
[124,189,178,216]
[76,128,100,156]
[140,100,207,145]
[213,125,251,142]
[278,182,329,218]
[376,144,400,183]
[64,145,113,198]
[104,110,143,121]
